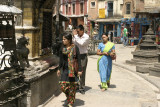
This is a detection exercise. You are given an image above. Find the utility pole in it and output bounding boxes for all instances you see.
[56,0,60,40]
[52,0,61,55]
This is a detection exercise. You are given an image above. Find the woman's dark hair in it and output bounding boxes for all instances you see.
[101,33,108,37]
[63,33,72,44]
[77,24,84,31]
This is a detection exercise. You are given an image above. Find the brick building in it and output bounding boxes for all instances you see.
[122,0,135,18]
[61,0,88,29]
[88,0,98,20]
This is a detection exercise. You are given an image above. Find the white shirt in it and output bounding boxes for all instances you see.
[73,33,90,54]
[69,25,72,30]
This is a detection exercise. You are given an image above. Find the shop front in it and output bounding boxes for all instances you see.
[96,18,121,40]
[121,18,151,45]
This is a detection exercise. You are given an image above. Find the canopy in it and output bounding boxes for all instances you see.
[96,18,121,23]
[53,13,69,21]
[0,4,22,14]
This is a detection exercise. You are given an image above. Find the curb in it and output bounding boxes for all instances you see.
[113,63,160,93]
[89,55,160,93]
[38,89,61,107]
[89,55,160,106]
[113,63,160,107]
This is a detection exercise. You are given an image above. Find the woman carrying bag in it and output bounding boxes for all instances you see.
[97,33,116,91]
[57,33,82,107]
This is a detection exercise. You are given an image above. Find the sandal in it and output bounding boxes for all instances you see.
[68,104,73,107]
[101,88,106,92]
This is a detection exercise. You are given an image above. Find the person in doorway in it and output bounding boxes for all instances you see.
[110,32,113,42]
[123,26,128,46]
[69,24,73,30]
[57,33,82,107]
[97,33,116,91]
[128,26,131,38]
[72,24,90,94]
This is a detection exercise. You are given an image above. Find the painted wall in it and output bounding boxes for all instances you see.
[62,0,87,16]
[98,0,123,18]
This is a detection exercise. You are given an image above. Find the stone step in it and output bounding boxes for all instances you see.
[153,63,160,68]
[132,51,158,57]
[126,59,154,65]
[136,65,154,73]
[132,50,158,54]
[140,47,157,50]
[133,57,152,61]
[133,56,158,62]
[131,57,158,64]
[149,66,160,77]
[133,50,158,52]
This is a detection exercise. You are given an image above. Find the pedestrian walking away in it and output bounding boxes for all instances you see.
[97,33,116,91]
[57,33,82,107]
[123,26,128,46]
[72,24,90,94]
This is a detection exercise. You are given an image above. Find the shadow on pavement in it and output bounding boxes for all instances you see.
[98,85,101,89]
[62,99,67,107]
[98,84,116,89]
[61,99,85,107]
[109,84,116,88]
[74,99,85,107]
[85,86,92,92]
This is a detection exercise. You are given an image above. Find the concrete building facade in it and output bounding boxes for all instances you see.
[98,0,123,18]
[95,0,123,39]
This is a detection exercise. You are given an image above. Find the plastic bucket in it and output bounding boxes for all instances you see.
[131,40,134,46]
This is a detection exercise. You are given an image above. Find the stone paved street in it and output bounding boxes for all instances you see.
[44,44,159,107]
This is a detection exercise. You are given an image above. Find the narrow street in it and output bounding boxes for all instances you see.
[45,44,158,107]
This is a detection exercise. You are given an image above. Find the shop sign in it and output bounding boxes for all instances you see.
[99,8,105,19]
[134,18,151,24]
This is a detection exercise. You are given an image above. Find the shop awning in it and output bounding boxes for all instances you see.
[95,18,121,22]
[0,4,22,14]
[53,13,69,21]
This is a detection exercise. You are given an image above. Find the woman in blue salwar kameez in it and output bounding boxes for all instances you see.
[97,33,116,91]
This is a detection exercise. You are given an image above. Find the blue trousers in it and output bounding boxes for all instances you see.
[123,37,128,46]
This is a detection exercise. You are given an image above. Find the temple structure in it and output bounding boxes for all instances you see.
[126,26,158,73]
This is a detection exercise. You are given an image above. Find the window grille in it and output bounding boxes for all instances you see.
[126,3,131,14]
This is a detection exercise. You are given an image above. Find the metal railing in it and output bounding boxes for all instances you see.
[88,39,102,55]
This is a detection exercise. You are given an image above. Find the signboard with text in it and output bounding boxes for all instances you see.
[99,8,105,18]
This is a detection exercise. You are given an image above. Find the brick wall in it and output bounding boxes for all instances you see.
[88,0,98,20]
[123,0,135,18]
[135,0,145,12]
[62,0,87,16]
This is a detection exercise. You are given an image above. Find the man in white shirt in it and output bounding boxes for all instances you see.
[73,24,90,94]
